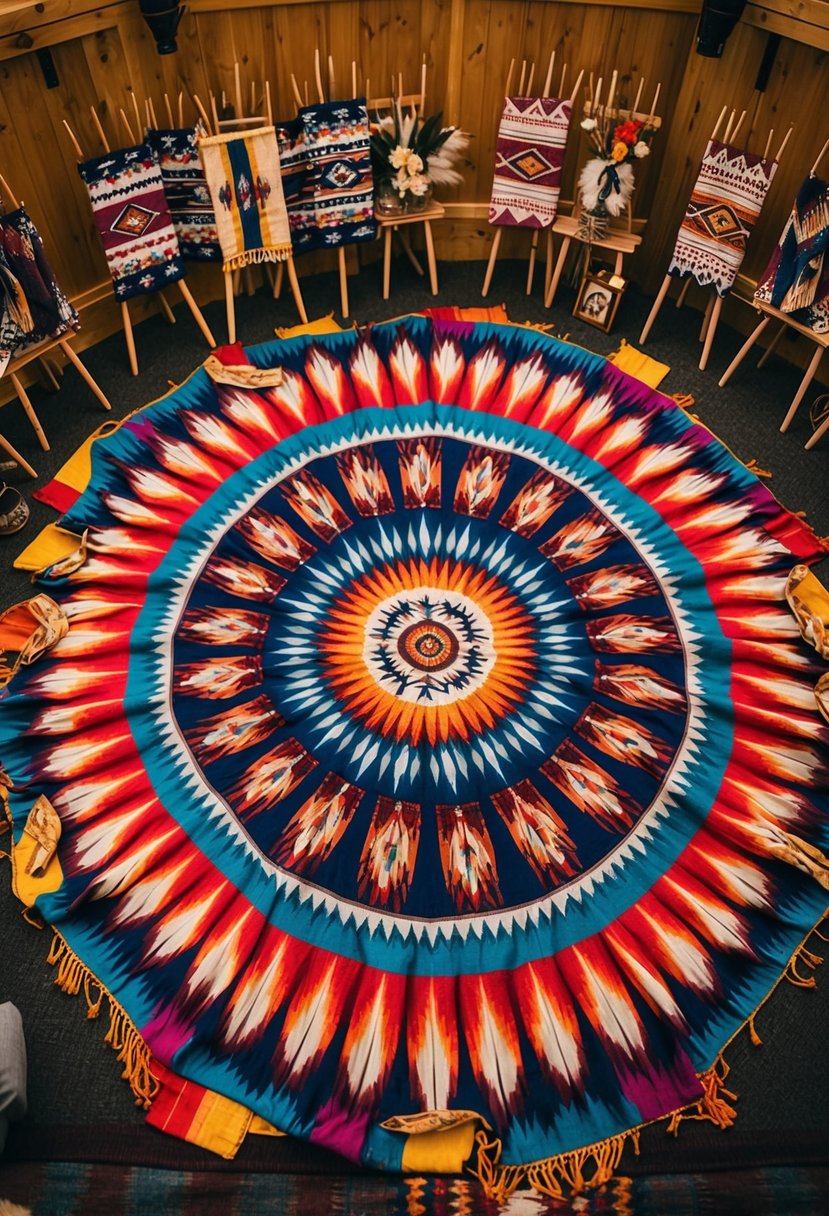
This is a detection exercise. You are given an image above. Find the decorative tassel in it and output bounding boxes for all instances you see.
[46,931,158,1108]
[222,245,291,273]
[667,1057,737,1133]
[467,1126,639,1202]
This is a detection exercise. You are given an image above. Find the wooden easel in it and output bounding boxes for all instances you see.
[482,53,584,299]
[0,173,112,477]
[63,103,216,376]
[544,73,662,310]
[193,67,306,343]
[717,134,829,446]
[639,109,792,370]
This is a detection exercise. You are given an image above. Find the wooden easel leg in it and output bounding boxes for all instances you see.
[382,227,393,301]
[805,406,829,450]
[225,273,236,344]
[526,231,539,296]
[121,301,138,376]
[285,256,307,323]
[9,373,49,450]
[699,295,723,371]
[757,322,787,368]
[273,262,284,299]
[676,277,692,308]
[177,280,216,348]
[158,292,176,324]
[639,274,672,345]
[718,316,769,387]
[423,221,439,296]
[38,358,62,392]
[58,340,112,412]
[0,429,37,478]
[699,295,715,343]
[779,345,824,432]
[482,228,503,297]
[338,247,349,318]
[544,228,554,297]
[544,237,570,308]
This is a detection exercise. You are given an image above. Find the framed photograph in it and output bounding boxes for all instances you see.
[573,272,625,332]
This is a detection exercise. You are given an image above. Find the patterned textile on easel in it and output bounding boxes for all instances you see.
[198,126,292,272]
[146,128,222,262]
[754,174,829,332]
[78,144,185,300]
[668,140,778,296]
[489,96,572,228]
[275,117,309,238]
[0,207,78,374]
[293,99,376,250]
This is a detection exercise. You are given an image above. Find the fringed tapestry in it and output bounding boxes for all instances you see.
[78,144,185,299]
[0,207,79,374]
[1,317,828,1203]
[668,140,778,295]
[146,128,222,262]
[198,126,292,272]
[293,99,376,250]
[489,97,572,228]
[754,174,829,331]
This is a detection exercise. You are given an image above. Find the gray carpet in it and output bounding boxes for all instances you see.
[1,259,827,1171]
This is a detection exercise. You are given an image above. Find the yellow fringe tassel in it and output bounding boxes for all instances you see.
[46,932,158,1109]
[666,1057,738,1135]
[222,245,291,274]
[748,1012,763,1047]
[466,1126,639,1203]
[744,459,773,479]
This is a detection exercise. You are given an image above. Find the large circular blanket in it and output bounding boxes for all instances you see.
[1,317,827,1191]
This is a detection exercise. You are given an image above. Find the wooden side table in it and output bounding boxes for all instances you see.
[375,201,446,300]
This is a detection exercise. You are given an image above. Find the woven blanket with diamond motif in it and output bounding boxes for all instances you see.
[489,96,572,229]
[290,99,376,251]
[668,140,777,295]
[78,144,185,299]
[146,128,222,262]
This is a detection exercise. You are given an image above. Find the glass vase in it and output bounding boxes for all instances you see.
[374,178,404,217]
[403,181,433,213]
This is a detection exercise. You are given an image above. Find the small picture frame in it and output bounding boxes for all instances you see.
[573,272,625,332]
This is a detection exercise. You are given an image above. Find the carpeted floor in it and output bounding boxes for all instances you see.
[1,256,828,1213]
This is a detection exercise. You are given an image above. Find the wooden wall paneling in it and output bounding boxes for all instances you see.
[194,8,244,119]
[271,2,329,110]
[80,22,139,145]
[0,44,108,295]
[224,6,269,112]
[326,1,361,97]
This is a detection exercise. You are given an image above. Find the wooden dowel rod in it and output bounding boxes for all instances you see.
[569,68,583,102]
[526,62,535,96]
[645,81,660,126]
[290,74,304,110]
[593,76,604,113]
[398,72,403,102]
[265,79,273,126]
[119,108,136,143]
[177,91,184,126]
[518,59,527,95]
[304,80,309,106]
[164,92,174,127]
[729,108,746,145]
[559,63,567,98]
[131,91,142,140]
[352,60,358,100]
[763,127,774,160]
[723,109,735,144]
[606,68,618,113]
[0,173,19,208]
[315,48,325,103]
[710,103,728,143]
[192,94,213,135]
[632,77,645,116]
[774,125,793,163]
[210,92,220,132]
[542,50,555,97]
[421,56,427,110]
[147,97,158,128]
[251,80,256,115]
[90,106,110,152]
[328,53,336,98]
[63,119,85,159]
[234,61,243,117]
[504,57,515,98]
[588,71,594,106]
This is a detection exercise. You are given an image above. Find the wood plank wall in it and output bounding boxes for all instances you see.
[0,0,827,354]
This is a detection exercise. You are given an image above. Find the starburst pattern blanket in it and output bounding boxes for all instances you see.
[146,128,222,262]
[1,318,828,1201]
[668,140,777,295]
[78,144,185,298]
[489,96,572,228]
